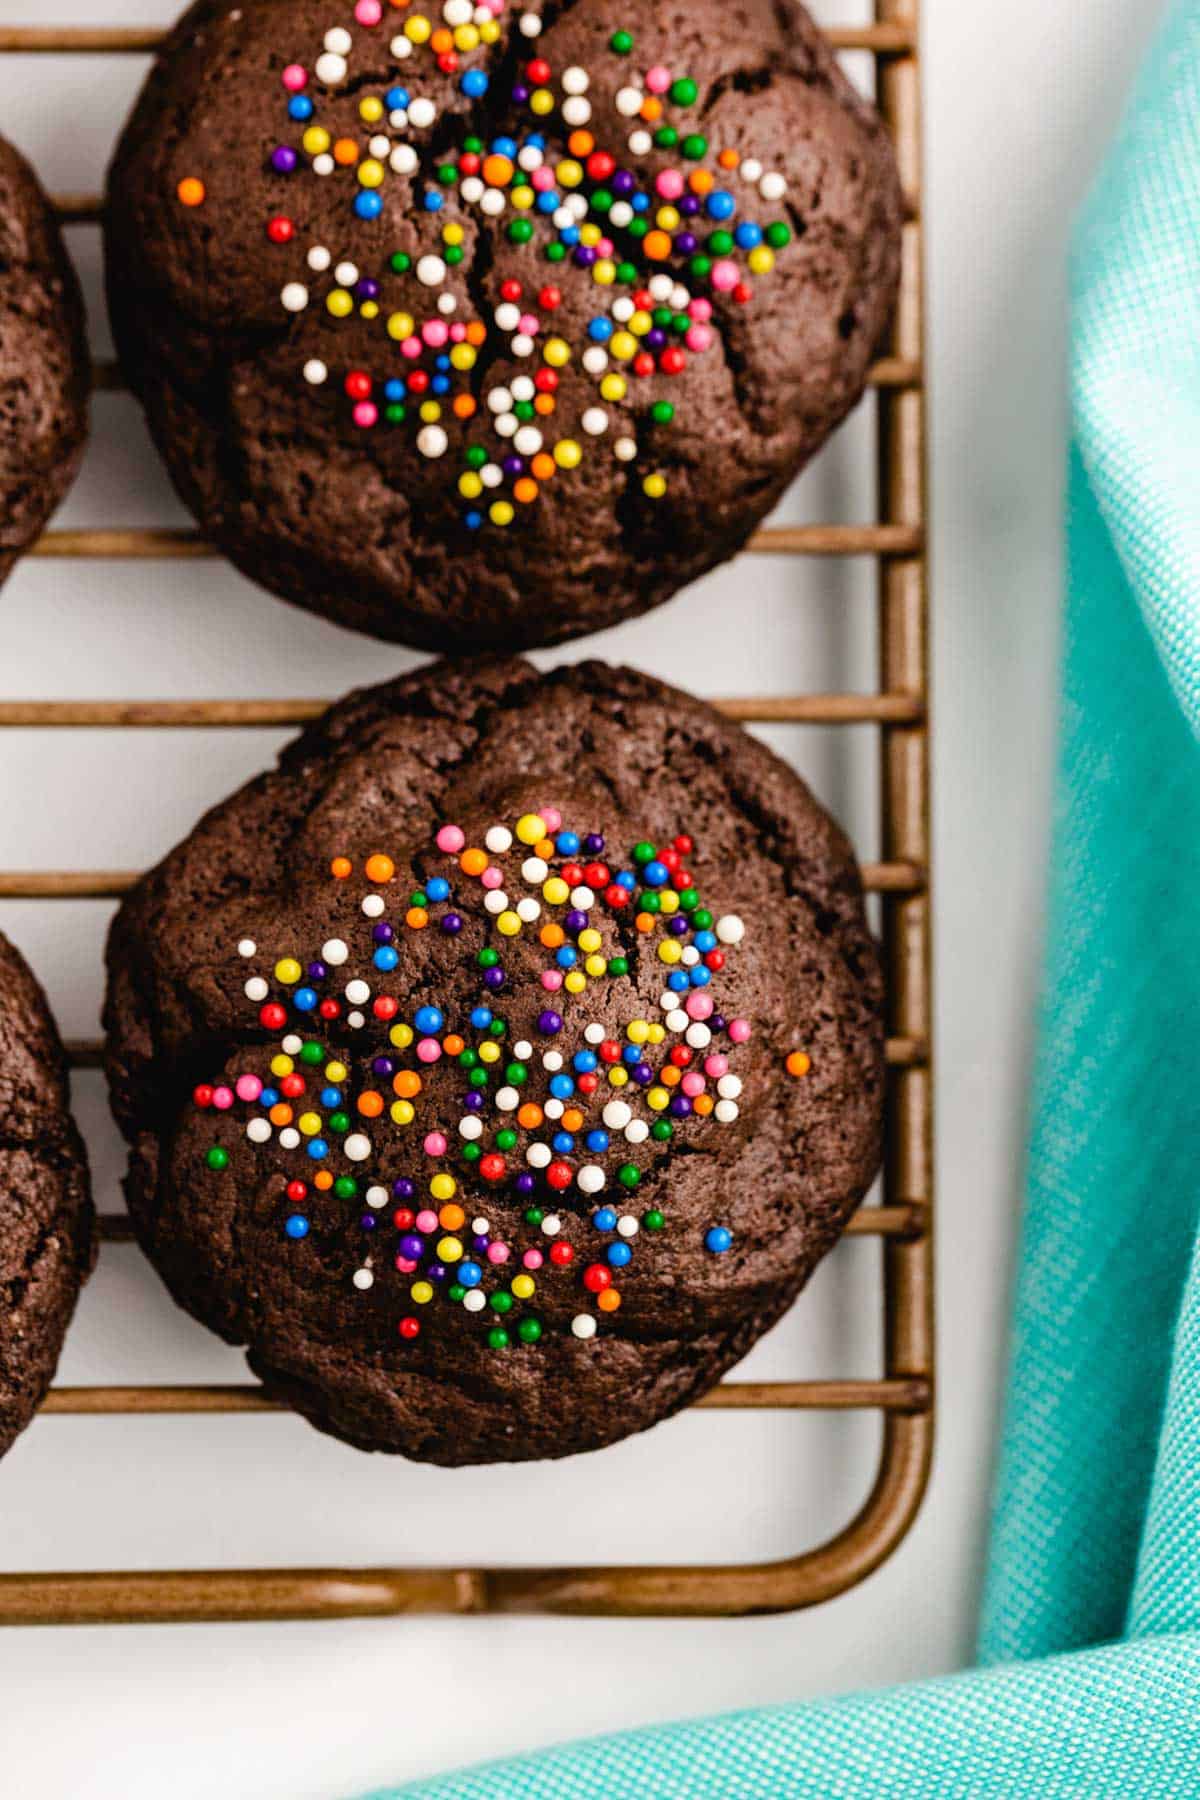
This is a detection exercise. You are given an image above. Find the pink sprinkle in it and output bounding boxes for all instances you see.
[394,1255,418,1274]
[415,1209,438,1233]
[422,319,449,348]
[729,1018,752,1044]
[688,297,713,321]
[436,824,466,853]
[354,0,383,23]
[710,260,739,293]
[704,1053,729,1078]
[686,324,713,354]
[685,992,713,1020]
[523,1248,544,1270]
[541,970,564,991]
[655,169,684,200]
[539,806,563,832]
[597,237,614,257]
[235,1074,263,1103]
[401,334,423,360]
[645,64,671,94]
[352,401,378,428]
[532,167,555,191]
[450,322,467,342]
[487,1241,510,1265]
[416,1039,442,1065]
[518,313,539,336]
[480,865,504,889]
[281,64,307,92]
[212,1086,234,1111]
[681,1072,706,1098]
[422,1133,447,1160]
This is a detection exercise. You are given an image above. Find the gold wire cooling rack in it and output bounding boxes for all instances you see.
[0,1,931,1624]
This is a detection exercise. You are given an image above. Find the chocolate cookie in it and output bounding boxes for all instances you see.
[0,934,94,1460]
[105,0,900,651]
[104,660,883,1463]
[0,136,89,589]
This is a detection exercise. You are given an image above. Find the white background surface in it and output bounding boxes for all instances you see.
[0,1,1165,1794]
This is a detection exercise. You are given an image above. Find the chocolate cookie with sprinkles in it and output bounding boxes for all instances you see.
[105,0,901,650]
[103,659,884,1463]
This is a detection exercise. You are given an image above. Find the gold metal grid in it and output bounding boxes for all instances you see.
[0,1,932,1624]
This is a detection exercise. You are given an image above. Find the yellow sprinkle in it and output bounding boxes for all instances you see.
[459,472,483,500]
[593,259,616,285]
[411,1281,434,1304]
[553,438,582,469]
[610,331,637,361]
[584,955,607,979]
[359,97,384,123]
[270,1055,294,1079]
[430,1174,457,1201]
[657,937,682,962]
[599,373,627,402]
[516,813,547,845]
[327,289,354,319]
[480,16,501,40]
[511,186,534,211]
[564,970,587,994]
[357,158,385,189]
[747,245,776,275]
[442,222,464,246]
[391,1099,415,1125]
[557,159,583,187]
[490,500,515,527]
[656,206,681,231]
[359,301,379,320]
[404,13,431,42]
[648,1086,670,1111]
[298,1112,321,1137]
[496,910,522,936]
[387,311,416,341]
[274,957,302,984]
[325,1061,348,1083]
[390,1023,414,1049]
[542,877,568,905]
[449,343,476,371]
[644,474,668,500]
[608,1066,629,1087]
[578,928,602,953]
[543,337,571,368]
[479,1040,501,1065]
[660,888,679,912]
[647,1023,665,1045]
[419,400,442,423]
[511,1273,535,1300]
[579,222,602,247]
[530,87,554,115]
[627,1020,650,1045]
[453,23,479,49]
[302,126,331,156]
[437,1236,463,1263]
[629,309,652,337]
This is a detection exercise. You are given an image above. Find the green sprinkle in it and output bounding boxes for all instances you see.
[495,1128,518,1152]
[618,1163,641,1189]
[334,1177,357,1200]
[488,1018,507,1037]
[514,399,536,421]
[633,841,657,864]
[670,77,698,106]
[616,260,638,285]
[505,1062,527,1085]
[689,254,712,279]
[508,217,534,244]
[692,908,714,930]
[610,28,633,52]
[524,1207,545,1226]
[478,947,500,968]
[390,251,411,274]
[437,162,457,185]
[469,1067,489,1089]
[710,229,734,255]
[489,1291,513,1314]
[410,889,427,907]
[628,217,648,239]
[654,125,678,149]
[465,445,488,470]
[607,956,629,977]
[644,1208,666,1229]
[461,1141,482,1164]
[464,134,484,154]
[328,1111,349,1134]
[678,887,699,910]
[653,306,673,327]
[639,891,662,914]
[766,221,791,248]
[448,1283,466,1303]
[205,1146,229,1172]
[445,244,464,266]
[545,241,567,262]
[487,1327,510,1349]
[682,133,708,160]
[650,1121,673,1143]
[517,1318,543,1344]
[651,400,675,425]
[385,404,407,425]
[300,1041,324,1065]
[591,188,613,213]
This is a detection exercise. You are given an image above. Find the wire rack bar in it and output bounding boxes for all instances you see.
[0,1,932,1625]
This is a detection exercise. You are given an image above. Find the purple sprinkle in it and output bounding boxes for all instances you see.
[565,909,588,934]
[393,1177,416,1200]
[307,960,328,981]
[427,1262,447,1282]
[709,1014,727,1034]
[464,1091,485,1113]
[675,231,698,254]
[668,913,689,935]
[271,145,298,174]
[355,277,381,301]
[515,1172,537,1196]
[372,1056,395,1077]
[537,1009,563,1035]
[483,966,506,991]
[669,1094,693,1118]
[360,1212,377,1231]
[573,245,597,268]
[502,454,525,477]
[611,171,635,197]
[646,328,667,351]
[633,1062,654,1085]
[511,82,530,102]
[399,1234,425,1260]
[584,834,605,855]
[680,194,702,217]
[472,1233,490,1253]
[441,912,463,934]
[372,922,394,944]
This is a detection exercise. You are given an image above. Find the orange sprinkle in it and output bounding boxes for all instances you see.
[176,177,206,207]
[661,1065,682,1088]
[482,153,514,187]
[269,1103,293,1127]
[453,394,476,419]
[541,923,565,949]
[358,1091,385,1118]
[562,1107,584,1133]
[692,1093,715,1117]
[597,1288,622,1313]
[331,856,353,879]
[431,26,453,51]
[643,229,672,260]
[786,1050,812,1078]
[393,1070,422,1099]
[533,393,556,417]
[365,853,395,884]
[443,1034,465,1057]
[460,847,488,877]
[514,477,538,504]
[439,1203,466,1230]
[717,147,739,169]
[635,911,655,933]
[465,320,487,345]
[567,129,594,157]
[333,137,360,166]
[314,1170,334,1191]
[640,96,662,121]
[406,907,428,929]
[531,452,555,480]
[518,1103,545,1130]
[688,168,715,196]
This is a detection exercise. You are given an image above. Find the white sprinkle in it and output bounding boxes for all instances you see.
[345,979,371,1005]
[322,938,349,966]
[578,1165,606,1195]
[438,293,457,315]
[495,1086,520,1113]
[416,254,446,287]
[463,1288,487,1312]
[390,33,414,56]
[391,144,418,174]
[417,424,449,459]
[562,66,589,94]
[459,1115,484,1140]
[495,302,521,331]
[353,1268,375,1291]
[460,174,484,202]
[686,1023,712,1049]
[246,1118,272,1144]
[244,977,268,1002]
[511,375,535,402]
[615,85,643,116]
[362,894,385,918]
[584,1023,606,1044]
[324,26,352,53]
[237,938,256,958]
[614,435,637,462]
[716,914,745,944]
[281,282,308,312]
[572,1313,597,1340]
[315,51,347,83]
[609,200,633,228]
[480,462,503,489]
[344,1133,371,1163]
[335,261,359,287]
[552,205,574,231]
[740,158,763,183]
[718,1075,743,1099]
[514,425,543,457]
[513,1040,533,1060]
[443,0,472,22]
[527,1142,552,1169]
[408,96,437,129]
[666,1008,689,1033]
[628,129,652,156]
[760,171,786,200]
[487,386,513,414]
[519,10,542,36]
[624,1119,649,1144]
[518,145,544,172]
[347,1011,365,1030]
[582,346,608,375]
[582,407,608,436]
[303,358,328,386]
[603,1100,632,1130]
[484,889,509,914]
[312,153,334,176]
[369,134,390,159]
[282,1035,303,1055]
[612,296,635,323]
[522,856,548,883]
[681,945,700,965]
[366,1187,388,1207]
[618,1215,639,1238]
[541,1213,562,1236]
[279,1127,300,1150]
[544,1097,564,1120]
[307,245,331,272]
[486,826,513,854]
[495,411,519,439]
[542,1050,563,1072]
[389,108,409,129]
[715,1099,740,1123]
[649,274,674,301]
[567,192,588,220]
[510,334,535,358]
[480,188,506,217]
[570,885,595,909]
[562,96,591,126]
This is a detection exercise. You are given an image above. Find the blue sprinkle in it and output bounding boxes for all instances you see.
[287,95,314,121]
[431,374,451,395]
[557,946,579,970]
[260,1088,280,1109]
[616,870,637,890]
[459,1261,483,1287]
[285,1214,310,1240]
[593,1207,617,1232]
[549,1073,575,1100]
[415,1005,445,1036]
[385,378,407,402]
[307,1138,328,1160]
[693,930,717,953]
[556,832,581,855]
[435,353,452,372]
[585,1129,610,1153]
[385,86,411,111]
[706,190,736,221]
[607,1241,633,1268]
[491,135,518,158]
[354,191,383,220]
[631,192,650,213]
[320,1087,342,1108]
[470,1007,493,1030]
[588,317,614,342]
[465,510,483,529]
[573,1049,597,1072]
[621,1043,642,1066]
[559,225,580,247]
[423,189,444,212]
[705,1226,733,1254]
[461,68,489,99]
[552,1132,575,1155]
[668,970,690,992]
[734,221,762,248]
[643,860,669,887]
[374,946,400,971]
[535,190,559,214]
[426,876,451,902]
[688,965,712,987]
[292,986,318,1012]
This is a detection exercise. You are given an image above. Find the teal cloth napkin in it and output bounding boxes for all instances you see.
[369,4,1200,1791]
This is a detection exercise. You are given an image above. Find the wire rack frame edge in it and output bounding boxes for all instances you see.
[0,0,933,1626]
